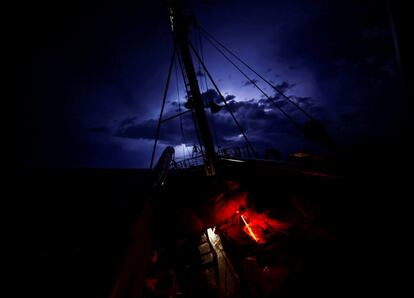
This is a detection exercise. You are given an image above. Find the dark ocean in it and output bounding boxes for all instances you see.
[23,169,151,298]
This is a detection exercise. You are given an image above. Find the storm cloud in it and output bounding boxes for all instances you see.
[114,88,317,158]
[22,0,404,167]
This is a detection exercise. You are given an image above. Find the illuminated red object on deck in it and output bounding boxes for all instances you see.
[239,210,289,244]
[240,213,268,244]
[241,214,260,243]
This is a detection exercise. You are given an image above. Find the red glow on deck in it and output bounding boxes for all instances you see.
[239,211,290,244]
[241,214,260,243]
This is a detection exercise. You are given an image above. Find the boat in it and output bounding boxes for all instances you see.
[109,1,346,298]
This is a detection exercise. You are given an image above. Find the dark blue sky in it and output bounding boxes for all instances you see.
[22,0,404,168]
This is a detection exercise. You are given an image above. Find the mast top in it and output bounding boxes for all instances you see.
[167,0,218,176]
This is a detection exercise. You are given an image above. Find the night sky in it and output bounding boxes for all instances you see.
[22,0,405,168]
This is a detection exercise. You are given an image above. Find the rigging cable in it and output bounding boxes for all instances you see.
[197,28,221,150]
[150,45,176,169]
[189,41,258,158]
[198,26,316,121]
[198,31,302,131]
[174,55,191,159]
[176,47,205,160]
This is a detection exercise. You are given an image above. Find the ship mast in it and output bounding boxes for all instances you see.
[168,0,217,176]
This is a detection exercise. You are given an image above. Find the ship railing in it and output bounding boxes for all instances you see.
[173,154,205,169]
[173,145,253,169]
[216,145,253,159]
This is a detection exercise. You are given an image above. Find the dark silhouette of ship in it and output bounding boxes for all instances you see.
[108,2,347,298]
[26,1,409,298]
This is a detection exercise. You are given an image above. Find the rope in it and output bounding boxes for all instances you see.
[176,51,205,158]
[189,41,258,158]
[174,56,189,159]
[150,45,176,169]
[199,31,302,131]
[199,26,316,121]
[197,27,221,149]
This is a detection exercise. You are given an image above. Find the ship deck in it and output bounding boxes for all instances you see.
[23,155,405,297]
